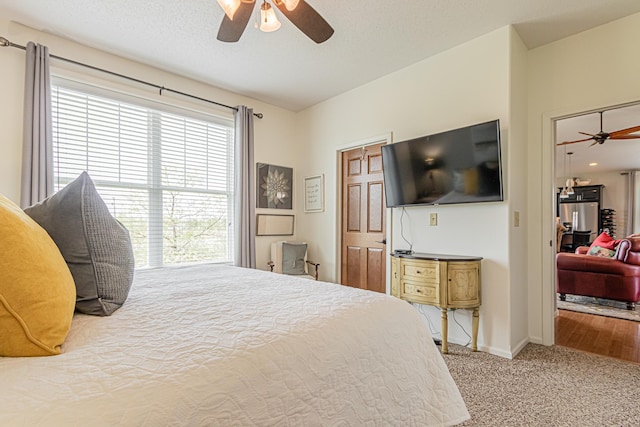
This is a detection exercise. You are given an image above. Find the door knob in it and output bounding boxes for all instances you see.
[376,239,387,245]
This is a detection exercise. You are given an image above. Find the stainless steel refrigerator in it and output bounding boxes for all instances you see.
[558,202,599,242]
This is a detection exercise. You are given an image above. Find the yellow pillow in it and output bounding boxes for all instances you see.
[0,195,76,357]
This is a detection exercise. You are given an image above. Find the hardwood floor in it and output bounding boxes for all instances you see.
[555,309,640,363]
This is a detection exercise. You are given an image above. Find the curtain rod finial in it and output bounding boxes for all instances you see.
[0,37,10,47]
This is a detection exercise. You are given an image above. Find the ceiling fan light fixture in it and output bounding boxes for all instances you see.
[565,179,575,195]
[260,1,281,32]
[217,0,333,43]
[282,0,300,11]
[217,0,242,19]
[565,151,574,195]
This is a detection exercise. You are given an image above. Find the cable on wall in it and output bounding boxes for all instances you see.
[400,207,413,251]
[0,36,264,119]
[451,309,472,347]
[408,301,441,338]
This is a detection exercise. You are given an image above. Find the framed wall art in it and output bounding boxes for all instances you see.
[304,174,324,213]
[257,163,293,209]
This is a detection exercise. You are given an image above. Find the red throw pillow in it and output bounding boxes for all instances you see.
[589,232,620,251]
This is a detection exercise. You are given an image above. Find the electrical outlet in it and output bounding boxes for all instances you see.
[514,211,520,227]
[429,213,438,226]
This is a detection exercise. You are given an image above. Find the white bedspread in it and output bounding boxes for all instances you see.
[0,264,469,426]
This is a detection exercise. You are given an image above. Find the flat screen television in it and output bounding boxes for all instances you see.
[381,119,503,207]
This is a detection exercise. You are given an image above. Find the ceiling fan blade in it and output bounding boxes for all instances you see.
[609,134,640,140]
[217,1,255,43]
[578,131,595,137]
[609,124,640,137]
[273,0,334,43]
[556,137,594,146]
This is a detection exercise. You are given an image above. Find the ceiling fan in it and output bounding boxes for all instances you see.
[216,0,334,44]
[557,110,640,147]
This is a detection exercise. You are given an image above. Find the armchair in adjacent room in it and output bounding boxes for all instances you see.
[268,241,320,280]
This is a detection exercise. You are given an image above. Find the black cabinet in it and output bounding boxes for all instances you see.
[557,185,602,203]
[575,186,601,201]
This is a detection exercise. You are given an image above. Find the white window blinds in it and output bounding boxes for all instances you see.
[51,83,235,268]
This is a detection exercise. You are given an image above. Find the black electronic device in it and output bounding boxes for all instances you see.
[381,119,503,207]
[394,249,414,255]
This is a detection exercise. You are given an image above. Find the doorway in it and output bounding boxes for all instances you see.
[340,141,387,293]
[552,102,640,360]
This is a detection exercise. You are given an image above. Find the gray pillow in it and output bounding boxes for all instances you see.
[24,172,135,316]
[282,243,307,275]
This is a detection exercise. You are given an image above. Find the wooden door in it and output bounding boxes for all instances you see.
[341,143,386,293]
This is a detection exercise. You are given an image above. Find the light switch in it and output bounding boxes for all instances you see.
[514,211,520,227]
[429,213,438,226]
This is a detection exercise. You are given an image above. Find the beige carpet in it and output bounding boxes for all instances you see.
[443,344,640,426]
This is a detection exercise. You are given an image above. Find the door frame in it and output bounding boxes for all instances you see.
[542,98,640,346]
[335,132,393,291]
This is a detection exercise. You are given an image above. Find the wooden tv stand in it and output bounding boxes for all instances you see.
[391,252,482,353]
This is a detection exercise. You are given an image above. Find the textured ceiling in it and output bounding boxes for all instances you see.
[1,0,640,112]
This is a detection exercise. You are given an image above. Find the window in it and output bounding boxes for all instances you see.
[51,83,235,267]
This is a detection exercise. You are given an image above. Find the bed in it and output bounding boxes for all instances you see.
[0,263,469,426]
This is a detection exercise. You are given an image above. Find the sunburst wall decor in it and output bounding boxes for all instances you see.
[257,163,293,209]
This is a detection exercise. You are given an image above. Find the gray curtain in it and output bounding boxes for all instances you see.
[233,106,256,268]
[625,171,637,236]
[21,42,53,208]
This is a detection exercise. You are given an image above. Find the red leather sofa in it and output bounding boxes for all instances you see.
[556,237,640,310]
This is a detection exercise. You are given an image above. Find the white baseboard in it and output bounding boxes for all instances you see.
[510,337,529,357]
[446,337,514,359]
[528,335,544,345]
[477,345,514,359]
[478,337,546,359]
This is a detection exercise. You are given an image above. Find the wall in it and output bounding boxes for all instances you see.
[527,12,640,344]
[297,27,520,357]
[507,27,530,355]
[0,17,300,269]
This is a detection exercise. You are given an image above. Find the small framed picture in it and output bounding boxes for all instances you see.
[304,174,324,213]
[256,214,295,236]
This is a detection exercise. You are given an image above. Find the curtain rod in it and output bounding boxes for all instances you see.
[0,36,263,119]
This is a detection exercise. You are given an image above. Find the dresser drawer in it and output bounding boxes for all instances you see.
[401,260,439,283]
[401,280,440,305]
